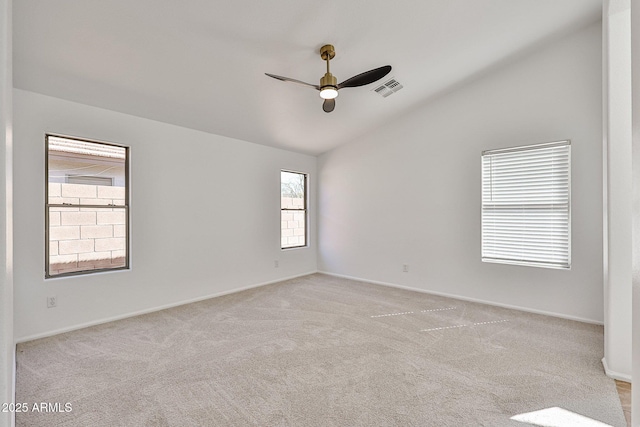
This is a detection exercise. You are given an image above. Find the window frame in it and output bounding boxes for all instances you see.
[45,133,130,278]
[280,169,308,250]
[481,140,571,270]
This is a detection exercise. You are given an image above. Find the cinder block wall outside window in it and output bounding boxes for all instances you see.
[48,183,126,275]
[281,196,305,247]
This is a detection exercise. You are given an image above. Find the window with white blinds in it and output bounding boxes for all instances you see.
[481,140,570,269]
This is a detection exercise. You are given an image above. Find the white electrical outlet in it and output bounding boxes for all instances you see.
[47,296,57,308]
[403,264,409,273]
[274,260,279,268]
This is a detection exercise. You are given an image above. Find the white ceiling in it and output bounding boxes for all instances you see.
[13,0,602,155]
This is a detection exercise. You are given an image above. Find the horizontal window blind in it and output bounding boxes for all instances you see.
[481,141,570,269]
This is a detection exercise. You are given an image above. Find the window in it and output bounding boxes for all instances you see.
[481,140,570,269]
[281,170,307,249]
[46,135,129,277]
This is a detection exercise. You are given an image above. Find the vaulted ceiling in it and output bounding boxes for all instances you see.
[13,0,602,155]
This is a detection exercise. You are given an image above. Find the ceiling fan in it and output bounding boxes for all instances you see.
[265,44,392,113]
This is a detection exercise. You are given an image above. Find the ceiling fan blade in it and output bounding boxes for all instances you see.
[265,73,319,90]
[323,98,335,113]
[337,65,392,89]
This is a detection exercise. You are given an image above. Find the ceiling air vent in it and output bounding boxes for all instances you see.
[373,77,403,98]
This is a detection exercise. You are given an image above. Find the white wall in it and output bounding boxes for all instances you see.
[603,0,633,382]
[318,23,603,323]
[13,89,317,341]
[630,0,640,421]
[0,0,13,425]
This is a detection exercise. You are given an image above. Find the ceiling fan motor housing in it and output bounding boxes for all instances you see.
[320,72,337,89]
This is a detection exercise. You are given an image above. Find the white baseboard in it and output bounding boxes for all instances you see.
[16,271,318,343]
[602,357,632,383]
[318,271,604,325]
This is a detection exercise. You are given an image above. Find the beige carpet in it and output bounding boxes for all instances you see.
[16,273,626,426]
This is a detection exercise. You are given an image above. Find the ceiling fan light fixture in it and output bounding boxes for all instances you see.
[319,71,338,99]
[319,87,338,99]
